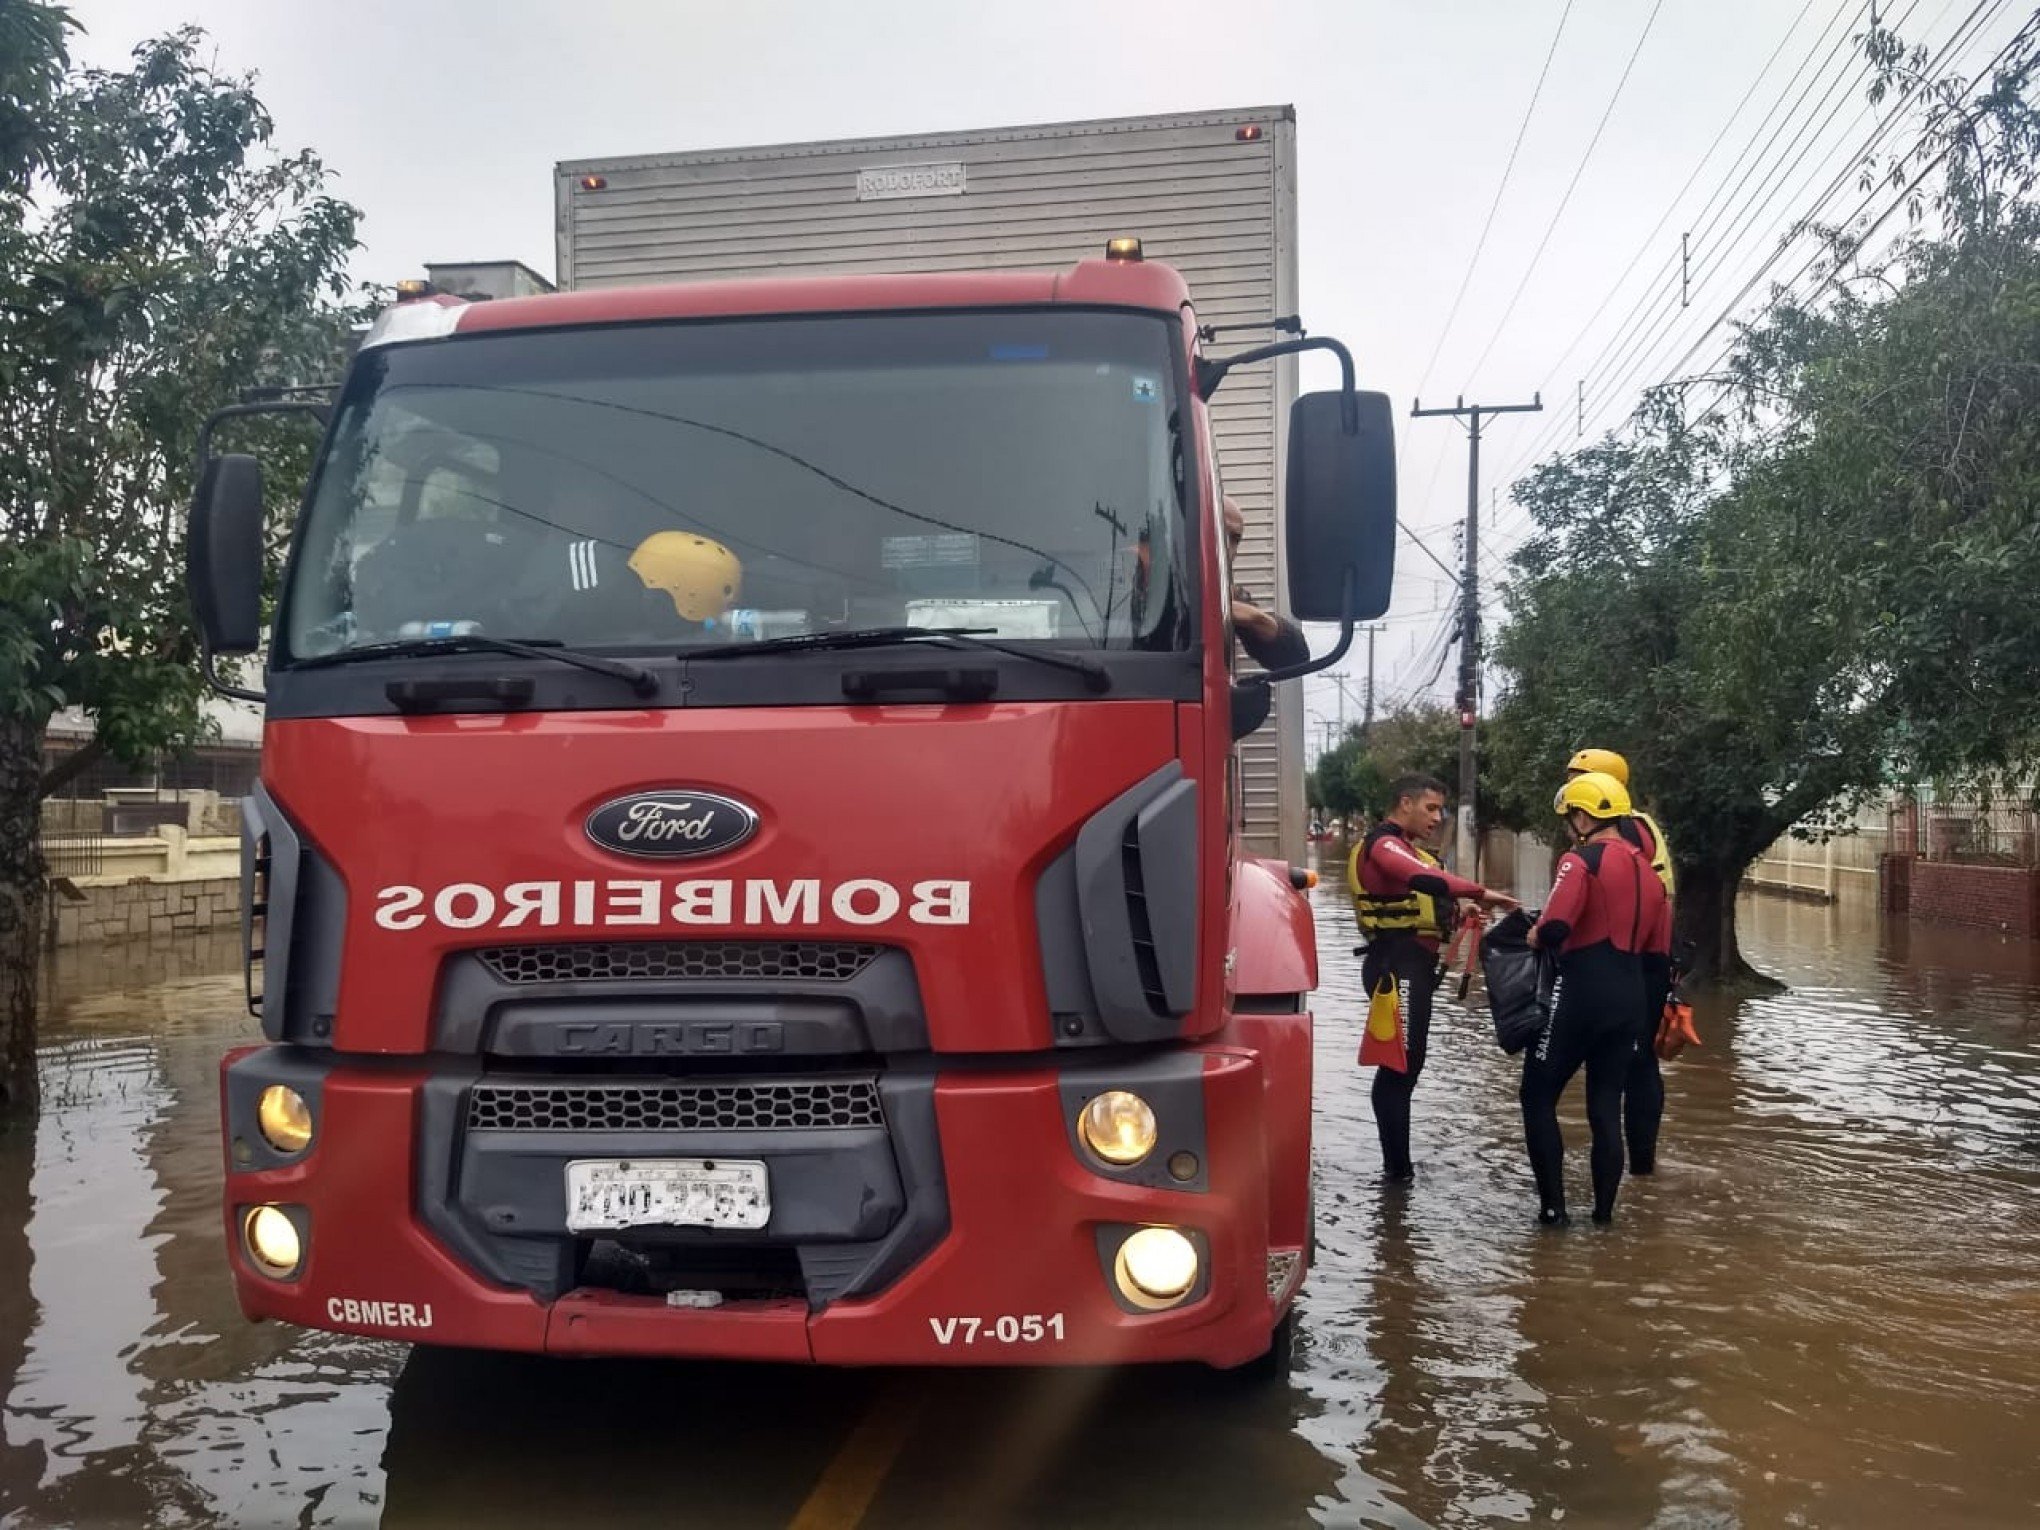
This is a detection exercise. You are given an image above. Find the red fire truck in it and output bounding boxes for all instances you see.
[188,240,1395,1369]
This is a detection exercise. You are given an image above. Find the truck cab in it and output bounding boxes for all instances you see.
[189,246,1396,1368]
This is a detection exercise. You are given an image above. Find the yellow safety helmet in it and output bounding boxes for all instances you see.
[628,531,742,622]
[1554,770,1632,821]
[1564,747,1630,786]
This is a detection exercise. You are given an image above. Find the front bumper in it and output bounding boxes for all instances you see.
[220,1045,1299,1368]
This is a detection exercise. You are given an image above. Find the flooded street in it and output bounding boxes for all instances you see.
[3,890,2038,1528]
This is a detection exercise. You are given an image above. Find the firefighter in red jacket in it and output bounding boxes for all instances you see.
[1348,773,1518,1181]
[1524,771,1671,1225]
[1564,746,1675,1174]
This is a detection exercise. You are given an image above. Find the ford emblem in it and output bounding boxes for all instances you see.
[585,790,759,860]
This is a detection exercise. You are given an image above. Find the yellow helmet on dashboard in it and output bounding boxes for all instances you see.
[1554,771,1632,821]
[628,531,742,622]
[1564,747,1630,786]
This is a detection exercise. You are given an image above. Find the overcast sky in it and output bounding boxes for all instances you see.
[68,0,2022,741]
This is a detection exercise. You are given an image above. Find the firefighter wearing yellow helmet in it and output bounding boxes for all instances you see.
[628,531,743,625]
[1521,768,1670,1225]
[1564,748,1672,898]
[1561,746,1676,1180]
[1553,769,1632,824]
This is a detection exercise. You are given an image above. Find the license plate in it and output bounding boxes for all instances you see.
[564,1159,770,1232]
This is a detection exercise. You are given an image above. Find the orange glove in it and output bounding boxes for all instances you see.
[1654,998,1701,1061]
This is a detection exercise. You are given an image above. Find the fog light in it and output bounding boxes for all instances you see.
[256,1085,313,1154]
[243,1205,303,1278]
[1115,1226,1199,1309]
[1079,1090,1157,1166]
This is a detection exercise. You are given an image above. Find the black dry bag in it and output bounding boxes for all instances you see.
[1480,908,1549,1055]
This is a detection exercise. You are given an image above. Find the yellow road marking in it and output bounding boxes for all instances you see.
[787,1379,926,1530]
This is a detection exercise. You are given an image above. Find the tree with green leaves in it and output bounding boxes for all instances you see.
[0,6,360,1108]
[1491,18,2040,988]
[1306,701,1526,847]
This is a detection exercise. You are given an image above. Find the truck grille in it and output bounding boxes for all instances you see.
[475,940,883,985]
[465,1079,885,1133]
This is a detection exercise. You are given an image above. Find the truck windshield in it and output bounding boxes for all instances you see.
[283,309,1191,661]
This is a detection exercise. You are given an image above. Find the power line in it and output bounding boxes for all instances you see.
[1489,0,1875,493]
[1490,1,2026,555]
[1379,604,1459,705]
[1525,0,1956,477]
[1489,0,1998,548]
[1397,519,1463,585]
[1677,6,2038,438]
[1518,0,1996,497]
[1408,1,1576,404]
[1456,0,1669,386]
[1397,4,1576,552]
[1658,0,2013,391]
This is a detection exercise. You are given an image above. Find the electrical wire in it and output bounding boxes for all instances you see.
[1516,0,1962,484]
[1408,1,1577,407]
[1487,1,2028,559]
[1397,3,1577,552]
[1494,0,1890,492]
[1678,5,2038,438]
[1456,0,1670,385]
[1487,0,2001,549]
[1493,0,1829,457]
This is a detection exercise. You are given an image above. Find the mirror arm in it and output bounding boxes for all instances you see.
[1235,566,1357,695]
[1197,337,1358,431]
[203,651,264,705]
[195,398,330,470]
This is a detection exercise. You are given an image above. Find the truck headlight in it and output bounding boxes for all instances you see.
[1079,1090,1157,1166]
[1114,1226,1199,1309]
[243,1205,304,1278]
[256,1085,314,1154]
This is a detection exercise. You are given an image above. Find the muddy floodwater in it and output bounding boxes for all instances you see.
[2,889,2037,1528]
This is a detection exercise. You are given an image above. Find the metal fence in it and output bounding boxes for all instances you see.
[37,796,103,880]
[36,743,260,881]
[1889,796,2039,866]
[1922,802,2038,865]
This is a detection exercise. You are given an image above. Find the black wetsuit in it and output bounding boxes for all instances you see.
[1361,937,1440,1182]
[1615,815,1672,1174]
[1354,823,1485,1180]
[1523,837,1669,1223]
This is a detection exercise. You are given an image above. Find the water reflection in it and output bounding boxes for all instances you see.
[1298,881,2040,1527]
[0,891,2035,1527]
[378,1348,1336,1528]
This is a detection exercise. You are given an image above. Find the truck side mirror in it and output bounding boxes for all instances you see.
[188,453,265,656]
[1284,389,1396,622]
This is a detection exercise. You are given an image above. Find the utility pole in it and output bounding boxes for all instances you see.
[1364,624,1377,741]
[1323,654,1377,746]
[1410,393,1543,877]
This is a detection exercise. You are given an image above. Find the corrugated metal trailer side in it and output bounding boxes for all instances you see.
[557,107,1304,857]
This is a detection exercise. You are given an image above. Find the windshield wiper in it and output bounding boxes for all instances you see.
[685,625,986,659]
[685,626,1111,693]
[291,635,658,697]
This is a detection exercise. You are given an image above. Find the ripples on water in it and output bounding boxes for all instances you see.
[1298,883,2040,1528]
[1,902,2037,1527]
